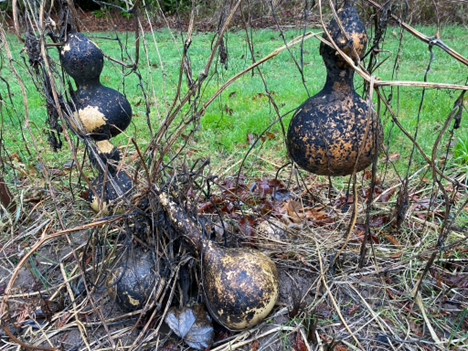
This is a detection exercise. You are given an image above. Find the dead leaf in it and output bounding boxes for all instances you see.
[294,332,308,351]
[251,340,261,351]
[369,215,390,228]
[379,187,396,203]
[305,209,333,225]
[285,200,305,223]
[387,153,401,163]
[239,216,256,237]
[165,305,214,350]
[250,179,287,201]
[261,132,276,141]
[248,133,257,145]
[381,232,402,247]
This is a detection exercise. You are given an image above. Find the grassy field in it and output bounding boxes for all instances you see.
[1,26,467,176]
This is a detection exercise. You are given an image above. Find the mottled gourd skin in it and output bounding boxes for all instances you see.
[202,241,279,330]
[61,33,104,86]
[107,253,159,312]
[73,84,132,140]
[320,1,368,69]
[287,0,382,176]
[60,33,132,140]
[287,74,382,176]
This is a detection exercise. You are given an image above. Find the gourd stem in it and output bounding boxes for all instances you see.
[158,193,204,253]
[77,78,101,89]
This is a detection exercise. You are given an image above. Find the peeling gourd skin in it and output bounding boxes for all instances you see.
[88,140,122,173]
[201,241,279,330]
[107,253,160,312]
[74,84,132,140]
[287,0,382,176]
[60,33,132,140]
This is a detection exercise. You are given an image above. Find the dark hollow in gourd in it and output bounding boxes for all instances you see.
[61,33,132,140]
[107,252,160,312]
[287,0,382,176]
[159,193,279,331]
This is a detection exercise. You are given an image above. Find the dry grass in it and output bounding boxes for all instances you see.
[0,155,466,350]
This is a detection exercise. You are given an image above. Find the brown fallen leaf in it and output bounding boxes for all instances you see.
[285,200,305,223]
[294,332,308,351]
[387,153,401,163]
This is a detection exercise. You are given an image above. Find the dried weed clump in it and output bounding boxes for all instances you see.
[0,157,466,350]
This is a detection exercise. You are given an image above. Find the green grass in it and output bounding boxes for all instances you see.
[0,26,467,177]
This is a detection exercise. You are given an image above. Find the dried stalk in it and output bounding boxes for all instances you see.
[364,0,468,67]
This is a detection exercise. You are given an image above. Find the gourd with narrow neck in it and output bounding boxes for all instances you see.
[286,0,382,176]
[60,32,134,212]
[159,193,280,331]
[61,33,132,141]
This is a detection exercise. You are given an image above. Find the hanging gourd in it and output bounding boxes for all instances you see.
[287,0,382,176]
[60,32,134,212]
[61,33,132,140]
[159,193,279,331]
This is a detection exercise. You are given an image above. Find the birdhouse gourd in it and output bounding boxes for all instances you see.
[287,0,382,176]
[61,33,132,140]
[159,193,279,331]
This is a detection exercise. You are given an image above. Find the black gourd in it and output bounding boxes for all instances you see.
[287,0,382,176]
[107,251,162,312]
[61,33,132,140]
[89,170,133,213]
[60,33,134,212]
[159,193,279,330]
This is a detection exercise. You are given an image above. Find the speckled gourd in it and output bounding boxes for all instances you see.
[159,193,279,331]
[61,33,132,140]
[107,252,162,312]
[60,32,133,212]
[287,0,382,176]
[201,240,279,330]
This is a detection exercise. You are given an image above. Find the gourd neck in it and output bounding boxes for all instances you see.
[323,68,355,95]
[76,78,101,89]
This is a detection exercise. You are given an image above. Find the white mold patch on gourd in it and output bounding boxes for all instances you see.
[76,105,108,134]
[61,43,71,54]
